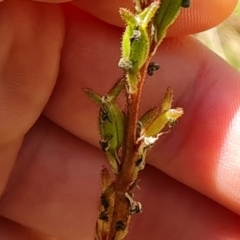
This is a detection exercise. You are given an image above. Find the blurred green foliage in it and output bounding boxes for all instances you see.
[196,2,240,71]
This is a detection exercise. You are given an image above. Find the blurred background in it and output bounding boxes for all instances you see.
[195,2,240,71]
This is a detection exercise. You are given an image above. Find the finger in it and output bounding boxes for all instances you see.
[146,36,240,215]
[0,139,23,197]
[0,118,240,239]
[43,8,240,215]
[73,0,237,35]
[0,0,64,194]
[31,0,72,3]
[0,216,54,240]
[0,117,103,240]
[0,0,64,144]
[129,166,240,240]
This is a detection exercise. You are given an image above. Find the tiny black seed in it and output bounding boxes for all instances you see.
[99,212,109,222]
[136,121,143,138]
[99,140,109,152]
[135,158,142,167]
[115,221,126,231]
[147,62,160,76]
[100,108,112,123]
[101,195,109,210]
[181,0,191,8]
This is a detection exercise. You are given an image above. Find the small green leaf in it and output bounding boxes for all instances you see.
[84,79,125,173]
[119,8,137,63]
[160,86,173,112]
[98,100,125,173]
[139,88,173,129]
[153,0,182,43]
[107,77,126,102]
[84,88,103,105]
[137,1,160,28]
[119,2,159,93]
[139,88,183,139]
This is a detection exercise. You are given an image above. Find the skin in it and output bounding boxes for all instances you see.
[0,0,240,239]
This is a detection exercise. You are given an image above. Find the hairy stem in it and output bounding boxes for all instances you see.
[90,1,190,239]
[108,57,151,239]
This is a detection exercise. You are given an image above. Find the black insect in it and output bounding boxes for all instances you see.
[115,221,126,231]
[135,157,143,167]
[136,121,143,138]
[99,139,109,152]
[168,119,178,128]
[100,106,112,123]
[99,211,109,222]
[147,62,160,76]
[181,0,191,8]
[101,194,110,210]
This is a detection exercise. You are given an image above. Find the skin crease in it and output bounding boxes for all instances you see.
[0,0,239,239]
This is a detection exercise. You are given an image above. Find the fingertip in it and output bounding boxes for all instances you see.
[168,0,238,36]
[30,0,72,3]
[74,0,238,35]
[0,0,64,143]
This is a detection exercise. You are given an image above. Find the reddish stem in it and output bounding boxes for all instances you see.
[108,56,152,239]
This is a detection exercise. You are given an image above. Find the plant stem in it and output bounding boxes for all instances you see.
[108,57,151,239]
[91,1,190,238]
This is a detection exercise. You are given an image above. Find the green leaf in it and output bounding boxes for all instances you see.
[153,0,183,43]
[84,79,125,173]
[119,2,159,93]
[139,88,183,139]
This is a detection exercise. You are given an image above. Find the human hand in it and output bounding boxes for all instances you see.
[0,0,239,239]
